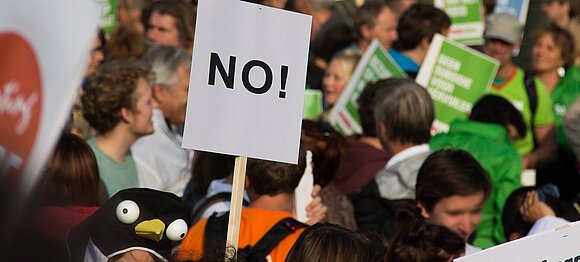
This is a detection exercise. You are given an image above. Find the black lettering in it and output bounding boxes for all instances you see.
[242,60,272,94]
[208,52,236,89]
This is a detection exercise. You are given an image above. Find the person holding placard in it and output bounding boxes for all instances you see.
[416,150,492,255]
[82,60,156,197]
[178,145,311,262]
[352,1,398,53]
[131,45,194,197]
[388,3,451,78]
[483,12,557,170]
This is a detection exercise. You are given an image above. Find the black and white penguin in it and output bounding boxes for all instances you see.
[67,188,191,261]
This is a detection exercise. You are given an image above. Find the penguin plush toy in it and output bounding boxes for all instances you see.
[67,188,190,261]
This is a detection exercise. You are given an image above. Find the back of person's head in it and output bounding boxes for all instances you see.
[40,133,100,206]
[150,0,196,49]
[82,60,152,135]
[353,0,387,41]
[386,220,465,262]
[108,25,146,60]
[569,17,580,62]
[393,3,451,51]
[469,95,527,140]
[301,120,347,187]
[141,44,191,88]
[246,142,307,196]
[483,0,496,16]
[358,78,397,137]
[533,24,576,68]
[373,78,434,145]
[286,223,388,262]
[185,151,235,202]
[312,24,355,63]
[416,150,491,212]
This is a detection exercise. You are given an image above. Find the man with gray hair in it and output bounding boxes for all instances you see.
[131,44,193,196]
[354,78,434,233]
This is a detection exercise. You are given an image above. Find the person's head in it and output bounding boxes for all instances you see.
[483,13,523,66]
[301,120,347,187]
[386,220,465,262]
[541,0,573,27]
[141,44,191,125]
[373,78,434,152]
[245,142,306,198]
[286,223,388,262]
[532,25,575,75]
[108,25,146,60]
[469,95,527,142]
[353,1,398,51]
[385,0,416,17]
[117,0,150,30]
[40,133,100,206]
[85,30,106,78]
[393,4,451,53]
[147,0,196,51]
[482,0,496,17]
[186,151,235,201]
[82,60,155,137]
[322,49,361,106]
[357,79,391,137]
[416,150,492,241]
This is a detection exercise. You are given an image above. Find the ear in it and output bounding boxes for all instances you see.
[419,36,431,51]
[514,39,523,49]
[120,107,133,124]
[417,202,430,219]
[153,84,167,102]
[379,122,389,141]
[360,25,372,41]
[506,124,519,141]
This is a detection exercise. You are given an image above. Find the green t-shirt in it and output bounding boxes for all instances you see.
[88,138,139,197]
[551,65,580,150]
[490,67,554,155]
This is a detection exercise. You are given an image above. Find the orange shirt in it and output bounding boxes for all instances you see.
[178,208,304,262]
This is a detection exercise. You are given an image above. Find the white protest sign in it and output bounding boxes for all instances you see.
[0,0,99,192]
[182,0,311,164]
[456,221,580,262]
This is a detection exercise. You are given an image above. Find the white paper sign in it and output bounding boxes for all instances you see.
[182,0,312,164]
[0,0,99,192]
[456,221,580,262]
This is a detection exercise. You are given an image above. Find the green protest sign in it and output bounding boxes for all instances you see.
[434,0,484,45]
[328,39,407,136]
[417,34,499,133]
[96,0,116,36]
[303,90,323,120]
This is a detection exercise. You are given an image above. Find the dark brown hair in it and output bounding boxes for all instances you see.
[150,0,196,51]
[301,120,347,187]
[393,4,451,51]
[469,95,527,139]
[416,150,492,212]
[41,133,100,206]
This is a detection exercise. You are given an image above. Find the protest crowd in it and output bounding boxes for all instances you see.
[4,0,580,261]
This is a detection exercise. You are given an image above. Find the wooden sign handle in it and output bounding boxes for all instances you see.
[225,156,247,260]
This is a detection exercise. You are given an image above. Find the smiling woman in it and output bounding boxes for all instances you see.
[322,49,361,108]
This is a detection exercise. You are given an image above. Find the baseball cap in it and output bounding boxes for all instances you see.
[485,13,523,44]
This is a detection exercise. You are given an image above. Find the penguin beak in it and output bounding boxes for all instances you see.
[135,219,165,241]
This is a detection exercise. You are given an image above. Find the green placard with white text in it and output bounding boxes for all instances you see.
[417,34,499,133]
[96,0,116,36]
[328,39,407,136]
[434,0,484,46]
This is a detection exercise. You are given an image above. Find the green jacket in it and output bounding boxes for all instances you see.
[430,119,522,248]
[552,65,580,150]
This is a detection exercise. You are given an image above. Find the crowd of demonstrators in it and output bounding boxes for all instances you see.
[13,0,580,261]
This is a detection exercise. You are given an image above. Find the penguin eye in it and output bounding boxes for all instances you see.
[116,200,140,224]
[166,219,188,241]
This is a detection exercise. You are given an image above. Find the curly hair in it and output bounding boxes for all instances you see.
[82,60,152,134]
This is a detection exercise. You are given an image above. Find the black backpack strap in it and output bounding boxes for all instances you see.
[203,212,229,259]
[524,71,538,121]
[242,217,307,261]
[191,192,249,224]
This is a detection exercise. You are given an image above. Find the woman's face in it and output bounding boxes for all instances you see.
[85,36,104,78]
[323,59,351,106]
[532,33,565,74]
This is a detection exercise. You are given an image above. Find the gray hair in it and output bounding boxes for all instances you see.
[141,44,191,89]
[373,78,434,145]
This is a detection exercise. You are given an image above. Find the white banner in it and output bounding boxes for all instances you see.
[0,0,99,192]
[182,0,312,164]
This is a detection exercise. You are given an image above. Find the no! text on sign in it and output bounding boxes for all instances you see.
[182,0,312,164]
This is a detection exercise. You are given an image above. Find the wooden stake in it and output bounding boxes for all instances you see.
[225,156,247,260]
